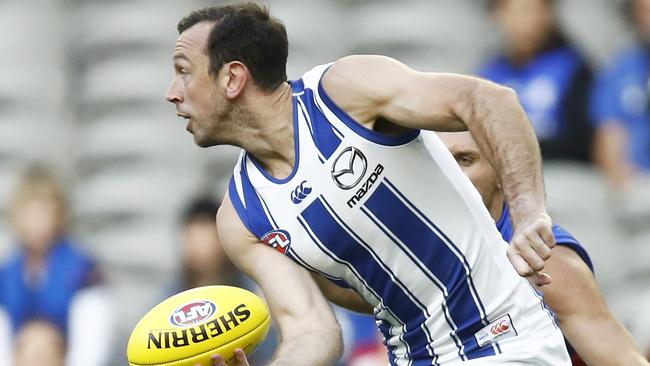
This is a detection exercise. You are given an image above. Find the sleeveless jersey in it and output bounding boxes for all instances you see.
[228,64,569,365]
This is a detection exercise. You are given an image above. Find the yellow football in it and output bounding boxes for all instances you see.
[127,285,271,366]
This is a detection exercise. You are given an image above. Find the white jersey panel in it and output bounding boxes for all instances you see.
[227,64,569,365]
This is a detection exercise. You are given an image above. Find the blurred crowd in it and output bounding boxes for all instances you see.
[0,0,648,365]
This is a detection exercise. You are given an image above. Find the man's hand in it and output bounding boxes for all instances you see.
[506,213,556,286]
[201,349,250,366]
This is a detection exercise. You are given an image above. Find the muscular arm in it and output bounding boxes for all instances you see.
[535,246,648,366]
[217,194,343,366]
[322,55,554,281]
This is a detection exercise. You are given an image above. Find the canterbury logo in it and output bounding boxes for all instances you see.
[474,314,516,347]
[290,180,312,204]
[490,320,510,335]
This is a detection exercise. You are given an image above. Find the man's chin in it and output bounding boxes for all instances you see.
[193,135,218,148]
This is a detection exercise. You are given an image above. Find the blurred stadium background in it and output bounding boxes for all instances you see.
[0,0,647,365]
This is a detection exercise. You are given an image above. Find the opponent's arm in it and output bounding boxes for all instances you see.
[215,193,343,366]
[311,273,373,314]
[322,55,554,284]
[536,246,649,366]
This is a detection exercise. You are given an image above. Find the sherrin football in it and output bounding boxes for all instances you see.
[127,285,271,366]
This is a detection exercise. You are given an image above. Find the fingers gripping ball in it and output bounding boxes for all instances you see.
[127,286,270,366]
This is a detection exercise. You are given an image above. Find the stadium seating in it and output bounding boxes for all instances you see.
[0,1,642,364]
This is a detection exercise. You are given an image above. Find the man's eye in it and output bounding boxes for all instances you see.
[458,156,473,167]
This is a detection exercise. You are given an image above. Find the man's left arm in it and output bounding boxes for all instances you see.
[537,245,649,366]
[323,55,554,284]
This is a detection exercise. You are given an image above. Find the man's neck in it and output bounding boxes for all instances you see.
[488,191,505,222]
[238,82,296,179]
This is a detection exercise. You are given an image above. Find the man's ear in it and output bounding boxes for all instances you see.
[222,61,250,100]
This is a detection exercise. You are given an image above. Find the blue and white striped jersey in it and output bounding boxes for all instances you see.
[228,64,569,365]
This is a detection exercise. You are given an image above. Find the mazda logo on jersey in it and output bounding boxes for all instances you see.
[331,147,368,190]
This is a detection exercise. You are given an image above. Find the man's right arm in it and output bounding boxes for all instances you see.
[216,193,342,366]
[534,246,649,366]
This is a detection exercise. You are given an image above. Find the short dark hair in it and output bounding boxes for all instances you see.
[177,3,289,91]
[181,196,220,224]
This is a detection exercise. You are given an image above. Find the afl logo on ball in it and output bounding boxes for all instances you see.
[261,229,291,254]
[331,147,367,190]
[169,300,217,328]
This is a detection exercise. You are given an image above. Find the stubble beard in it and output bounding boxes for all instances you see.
[197,96,256,149]
[195,90,235,148]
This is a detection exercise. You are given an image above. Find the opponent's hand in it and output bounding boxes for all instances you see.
[200,349,250,366]
[506,213,555,286]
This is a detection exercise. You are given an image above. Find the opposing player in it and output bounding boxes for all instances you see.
[167,4,567,365]
[433,131,650,366]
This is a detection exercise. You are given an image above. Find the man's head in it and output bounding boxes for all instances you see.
[437,132,503,218]
[489,0,557,62]
[179,197,237,287]
[627,0,650,44]
[166,3,289,147]
[10,165,67,254]
[14,320,66,366]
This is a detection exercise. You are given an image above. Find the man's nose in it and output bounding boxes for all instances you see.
[165,79,183,104]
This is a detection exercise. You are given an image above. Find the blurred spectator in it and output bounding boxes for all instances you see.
[170,196,249,293]
[591,4,650,357]
[479,0,594,163]
[0,165,113,366]
[0,308,11,366]
[590,0,650,191]
[343,311,388,366]
[169,196,275,363]
[13,320,66,366]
